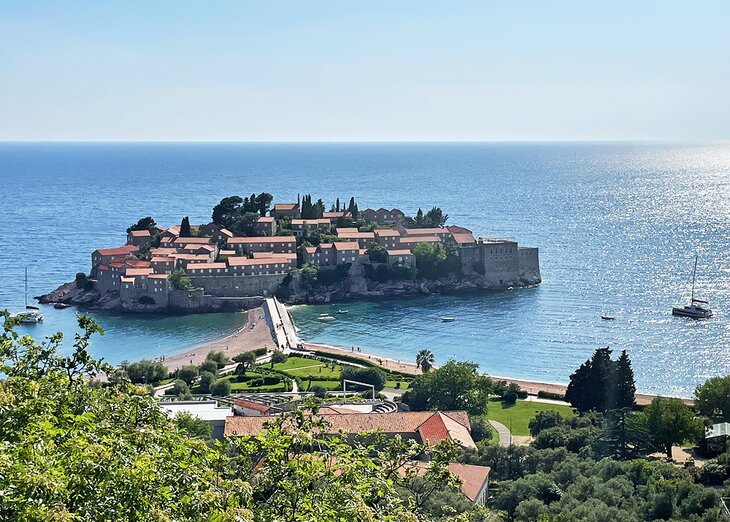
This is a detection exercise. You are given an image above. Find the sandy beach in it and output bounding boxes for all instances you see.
[162,307,275,371]
[302,342,691,405]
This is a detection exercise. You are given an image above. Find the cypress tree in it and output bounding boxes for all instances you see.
[566,360,593,412]
[614,350,636,409]
[179,216,192,237]
[336,197,340,212]
[591,346,615,411]
[416,208,424,227]
[347,197,356,215]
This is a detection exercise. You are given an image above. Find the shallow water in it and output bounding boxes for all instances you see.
[0,142,728,395]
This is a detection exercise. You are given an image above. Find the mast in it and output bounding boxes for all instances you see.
[691,255,698,302]
[25,266,28,308]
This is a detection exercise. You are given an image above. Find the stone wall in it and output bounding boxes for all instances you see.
[188,273,287,298]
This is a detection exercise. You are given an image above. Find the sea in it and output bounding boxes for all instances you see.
[0,142,728,396]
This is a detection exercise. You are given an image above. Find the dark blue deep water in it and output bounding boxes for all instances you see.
[1,142,728,395]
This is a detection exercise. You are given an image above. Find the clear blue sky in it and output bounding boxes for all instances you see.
[1,1,728,141]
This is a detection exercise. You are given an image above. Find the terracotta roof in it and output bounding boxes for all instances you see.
[401,228,449,236]
[323,211,349,219]
[129,230,151,237]
[170,253,210,260]
[224,410,471,439]
[291,219,330,225]
[151,256,175,263]
[228,236,296,244]
[188,263,227,270]
[125,268,154,276]
[337,231,375,239]
[304,246,317,254]
[219,228,234,237]
[183,244,215,252]
[387,249,413,256]
[95,245,139,256]
[218,250,236,256]
[120,277,135,283]
[399,462,489,503]
[335,228,359,234]
[398,236,441,244]
[97,265,109,271]
[228,257,268,267]
[251,252,297,260]
[416,412,476,449]
[447,463,490,502]
[451,233,476,244]
[374,229,401,237]
[148,273,170,280]
[332,242,360,251]
[234,399,272,413]
[256,216,275,223]
[172,237,212,244]
[163,225,181,235]
[274,203,298,210]
[150,248,177,256]
[447,225,473,234]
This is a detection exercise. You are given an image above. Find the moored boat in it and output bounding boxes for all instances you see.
[441,316,455,322]
[318,313,336,322]
[672,255,713,319]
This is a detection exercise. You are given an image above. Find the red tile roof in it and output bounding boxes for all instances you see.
[125,268,154,276]
[291,219,330,225]
[256,216,275,223]
[224,410,471,440]
[234,399,272,413]
[335,228,358,234]
[129,230,151,237]
[416,412,476,448]
[451,233,476,244]
[188,263,227,270]
[386,249,413,256]
[228,257,267,267]
[95,245,139,256]
[251,252,297,260]
[172,237,213,244]
[401,228,449,236]
[447,463,490,502]
[374,229,401,237]
[148,273,170,280]
[274,203,298,210]
[332,242,360,251]
[447,225,473,234]
[398,236,441,244]
[228,236,296,244]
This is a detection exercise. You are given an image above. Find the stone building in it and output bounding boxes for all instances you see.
[360,208,405,225]
[255,216,277,236]
[290,218,331,237]
[270,203,301,220]
[91,245,139,276]
[227,236,297,255]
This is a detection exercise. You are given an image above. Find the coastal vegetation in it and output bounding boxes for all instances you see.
[2,314,729,520]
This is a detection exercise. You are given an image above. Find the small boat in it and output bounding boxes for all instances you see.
[12,267,44,324]
[317,314,336,322]
[337,309,349,314]
[672,255,713,319]
[601,314,615,321]
[53,303,71,310]
[19,310,44,324]
[441,316,455,322]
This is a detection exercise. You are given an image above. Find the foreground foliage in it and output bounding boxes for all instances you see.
[0,313,489,521]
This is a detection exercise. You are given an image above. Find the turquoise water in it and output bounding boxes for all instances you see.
[0,143,728,394]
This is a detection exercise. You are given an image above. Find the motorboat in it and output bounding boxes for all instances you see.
[317,314,336,322]
[441,316,455,322]
[54,303,71,309]
[337,309,349,314]
[601,314,615,321]
[672,255,713,319]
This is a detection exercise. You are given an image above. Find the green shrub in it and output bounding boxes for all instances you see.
[198,371,216,393]
[537,390,566,401]
[311,385,328,398]
[209,379,231,397]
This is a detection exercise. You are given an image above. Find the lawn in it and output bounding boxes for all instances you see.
[301,379,342,391]
[271,356,343,379]
[487,399,575,437]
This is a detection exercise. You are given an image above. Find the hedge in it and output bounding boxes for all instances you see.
[537,390,566,401]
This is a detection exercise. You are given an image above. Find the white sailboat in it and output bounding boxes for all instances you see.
[672,255,712,319]
[12,267,44,324]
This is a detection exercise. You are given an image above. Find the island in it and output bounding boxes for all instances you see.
[39,193,541,313]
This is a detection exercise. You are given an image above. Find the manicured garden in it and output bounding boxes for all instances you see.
[487,398,575,436]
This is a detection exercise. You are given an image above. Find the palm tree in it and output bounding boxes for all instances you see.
[416,349,435,373]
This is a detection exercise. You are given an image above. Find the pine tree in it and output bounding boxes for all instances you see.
[179,216,192,237]
[566,359,593,412]
[614,350,636,409]
[591,346,615,411]
[415,208,425,227]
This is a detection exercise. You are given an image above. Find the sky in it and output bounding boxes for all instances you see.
[1,1,729,142]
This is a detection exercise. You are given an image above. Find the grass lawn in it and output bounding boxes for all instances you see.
[488,399,575,437]
[271,357,343,379]
[302,379,342,391]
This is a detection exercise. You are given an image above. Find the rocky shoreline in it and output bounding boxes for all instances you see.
[38,269,541,313]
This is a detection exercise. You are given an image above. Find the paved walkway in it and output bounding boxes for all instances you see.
[489,419,512,447]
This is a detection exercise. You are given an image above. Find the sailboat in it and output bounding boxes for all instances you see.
[12,267,44,324]
[672,255,712,319]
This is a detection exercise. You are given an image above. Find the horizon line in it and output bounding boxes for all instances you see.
[0,138,722,145]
